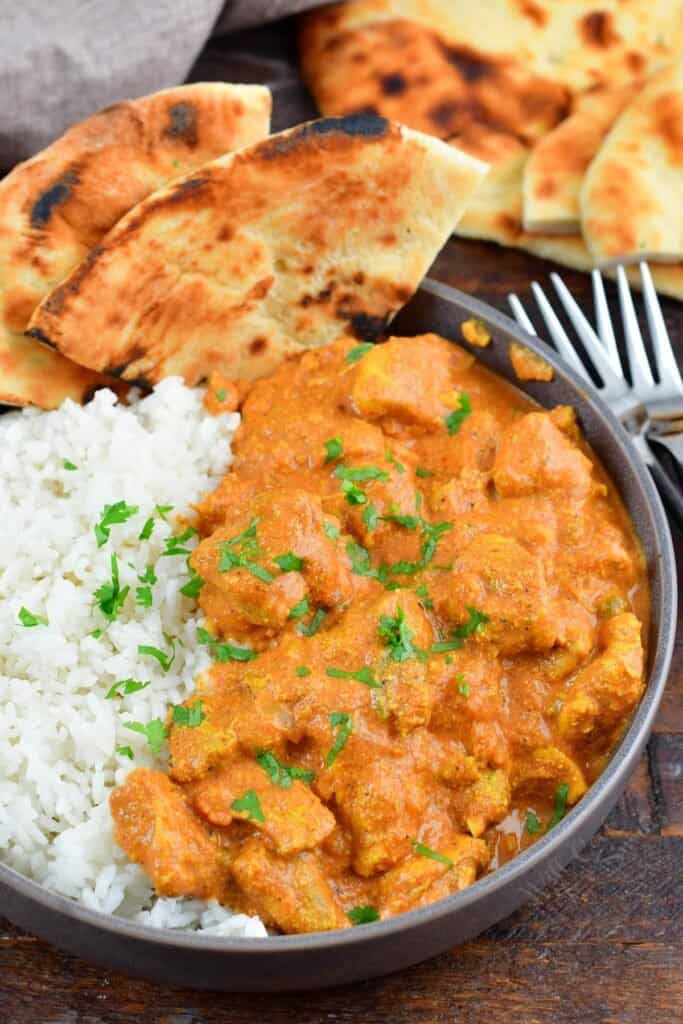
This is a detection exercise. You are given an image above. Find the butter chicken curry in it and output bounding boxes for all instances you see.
[111,333,648,934]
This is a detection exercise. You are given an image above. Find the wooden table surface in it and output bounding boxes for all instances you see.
[2,18,681,1024]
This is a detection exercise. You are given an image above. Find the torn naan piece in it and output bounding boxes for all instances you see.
[581,59,683,265]
[457,151,683,301]
[523,81,641,234]
[28,116,488,386]
[0,82,272,407]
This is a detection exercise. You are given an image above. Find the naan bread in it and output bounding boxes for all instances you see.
[0,82,271,407]
[28,116,488,385]
[457,151,683,300]
[523,82,641,234]
[581,59,683,264]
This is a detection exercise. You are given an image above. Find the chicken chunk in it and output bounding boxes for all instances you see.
[192,489,353,637]
[352,334,474,429]
[511,746,587,804]
[190,758,335,855]
[451,768,511,837]
[378,835,489,917]
[558,613,644,747]
[494,411,593,498]
[110,769,226,900]
[231,840,348,934]
[429,532,557,655]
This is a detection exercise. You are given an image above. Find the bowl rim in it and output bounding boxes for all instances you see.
[0,275,677,956]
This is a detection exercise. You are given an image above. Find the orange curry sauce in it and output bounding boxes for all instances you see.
[110,334,649,934]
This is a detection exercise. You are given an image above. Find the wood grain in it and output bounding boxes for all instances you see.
[1,16,681,1023]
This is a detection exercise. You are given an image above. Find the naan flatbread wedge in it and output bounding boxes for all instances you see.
[0,82,271,407]
[28,116,488,386]
[523,82,641,234]
[582,59,683,265]
[456,151,683,300]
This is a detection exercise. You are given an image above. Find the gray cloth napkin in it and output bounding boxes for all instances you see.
[0,0,323,168]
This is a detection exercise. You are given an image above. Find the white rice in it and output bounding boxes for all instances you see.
[0,379,267,938]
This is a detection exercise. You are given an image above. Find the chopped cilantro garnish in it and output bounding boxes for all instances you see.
[323,437,344,463]
[106,678,150,700]
[323,520,340,540]
[335,465,389,483]
[18,606,48,627]
[341,480,367,505]
[389,518,452,576]
[94,501,140,547]
[547,783,570,830]
[63,459,78,471]
[95,554,130,622]
[445,392,472,435]
[116,745,134,760]
[326,666,380,688]
[136,585,153,608]
[197,626,256,662]
[525,809,541,835]
[274,552,304,572]
[346,342,373,364]
[218,517,274,582]
[346,540,376,578]
[231,789,265,823]
[453,605,489,638]
[90,628,103,639]
[288,596,309,620]
[431,639,463,654]
[415,467,433,478]
[138,565,157,585]
[385,448,405,474]
[296,666,311,677]
[137,637,176,673]
[155,504,173,520]
[457,674,470,697]
[139,517,155,541]
[379,606,420,662]
[215,388,227,402]
[161,527,197,558]
[124,718,167,754]
[348,906,380,925]
[412,841,453,867]
[325,711,352,766]
[256,749,315,789]
[382,510,420,530]
[171,701,206,728]
[416,583,433,609]
[180,568,204,598]
[297,608,326,636]
[363,503,379,531]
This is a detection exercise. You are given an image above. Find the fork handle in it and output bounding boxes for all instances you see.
[648,458,683,534]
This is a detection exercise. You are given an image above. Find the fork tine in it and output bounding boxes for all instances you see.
[507,293,536,335]
[639,262,683,392]
[616,265,655,391]
[530,282,590,382]
[591,269,622,370]
[549,273,627,393]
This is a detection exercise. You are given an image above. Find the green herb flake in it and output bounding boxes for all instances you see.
[334,464,389,484]
[116,745,135,761]
[547,783,570,830]
[385,448,405,474]
[139,517,155,541]
[415,467,433,478]
[136,585,153,608]
[445,392,472,436]
[323,437,344,464]
[106,678,151,700]
[180,569,204,598]
[457,674,470,698]
[363,503,379,532]
[453,605,490,639]
[231,789,265,823]
[323,520,340,541]
[416,583,433,609]
[218,517,274,583]
[215,388,227,402]
[379,606,419,662]
[138,565,157,585]
[525,809,541,835]
[124,718,168,755]
[297,608,326,637]
[256,749,315,789]
[161,527,198,558]
[382,511,420,530]
[274,552,304,572]
[325,711,353,766]
[412,841,453,868]
[137,638,176,673]
[95,554,130,622]
[345,342,373,364]
[341,480,367,506]
[348,906,380,925]
[63,459,78,471]
[346,540,376,578]
[94,500,140,547]
[197,626,257,662]
[296,665,311,677]
[288,596,309,620]
[431,638,463,654]
[326,666,380,688]
[18,606,48,627]
[171,701,206,728]
[155,504,174,521]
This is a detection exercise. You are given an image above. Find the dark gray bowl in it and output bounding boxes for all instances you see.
[0,277,676,991]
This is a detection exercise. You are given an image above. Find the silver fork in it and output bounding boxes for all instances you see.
[508,262,683,531]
